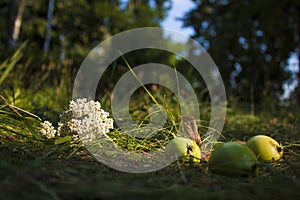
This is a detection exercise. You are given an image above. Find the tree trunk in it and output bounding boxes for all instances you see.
[7,0,25,49]
[7,0,18,48]
[44,0,55,54]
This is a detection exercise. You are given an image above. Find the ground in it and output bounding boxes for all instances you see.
[1,102,300,200]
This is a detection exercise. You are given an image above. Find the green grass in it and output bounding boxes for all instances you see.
[0,141,299,199]
[1,48,300,199]
[1,93,300,199]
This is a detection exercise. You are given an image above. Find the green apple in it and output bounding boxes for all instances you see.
[246,135,283,161]
[165,137,201,163]
[209,142,258,177]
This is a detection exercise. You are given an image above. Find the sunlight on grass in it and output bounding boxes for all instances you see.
[0,49,300,199]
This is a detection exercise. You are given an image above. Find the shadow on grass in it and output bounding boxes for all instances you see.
[0,140,300,200]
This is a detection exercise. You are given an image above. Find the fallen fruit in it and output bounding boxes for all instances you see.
[165,137,201,163]
[246,135,283,161]
[209,142,258,177]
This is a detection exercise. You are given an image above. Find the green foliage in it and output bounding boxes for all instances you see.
[0,44,72,123]
[0,95,42,141]
[0,42,26,86]
[1,0,173,101]
[1,59,300,197]
[1,0,172,64]
[1,94,300,199]
[54,136,72,145]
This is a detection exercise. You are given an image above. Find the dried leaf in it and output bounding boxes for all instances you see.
[182,116,202,147]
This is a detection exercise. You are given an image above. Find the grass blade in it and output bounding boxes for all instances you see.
[0,42,27,86]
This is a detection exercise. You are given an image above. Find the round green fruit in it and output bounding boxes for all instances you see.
[209,142,258,177]
[246,135,283,161]
[165,137,201,163]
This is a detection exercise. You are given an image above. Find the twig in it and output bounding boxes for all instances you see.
[0,94,42,120]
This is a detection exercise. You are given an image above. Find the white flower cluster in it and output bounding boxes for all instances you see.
[39,120,58,139]
[58,98,114,142]
[39,98,114,142]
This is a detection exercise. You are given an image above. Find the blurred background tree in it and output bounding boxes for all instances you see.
[1,0,300,115]
[182,0,300,108]
[0,0,172,96]
[0,0,173,121]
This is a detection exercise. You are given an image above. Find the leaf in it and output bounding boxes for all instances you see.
[54,136,72,145]
[23,118,41,139]
[182,116,202,147]
[0,42,27,86]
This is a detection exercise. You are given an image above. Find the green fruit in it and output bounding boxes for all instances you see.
[209,142,258,177]
[246,135,283,161]
[165,137,201,163]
